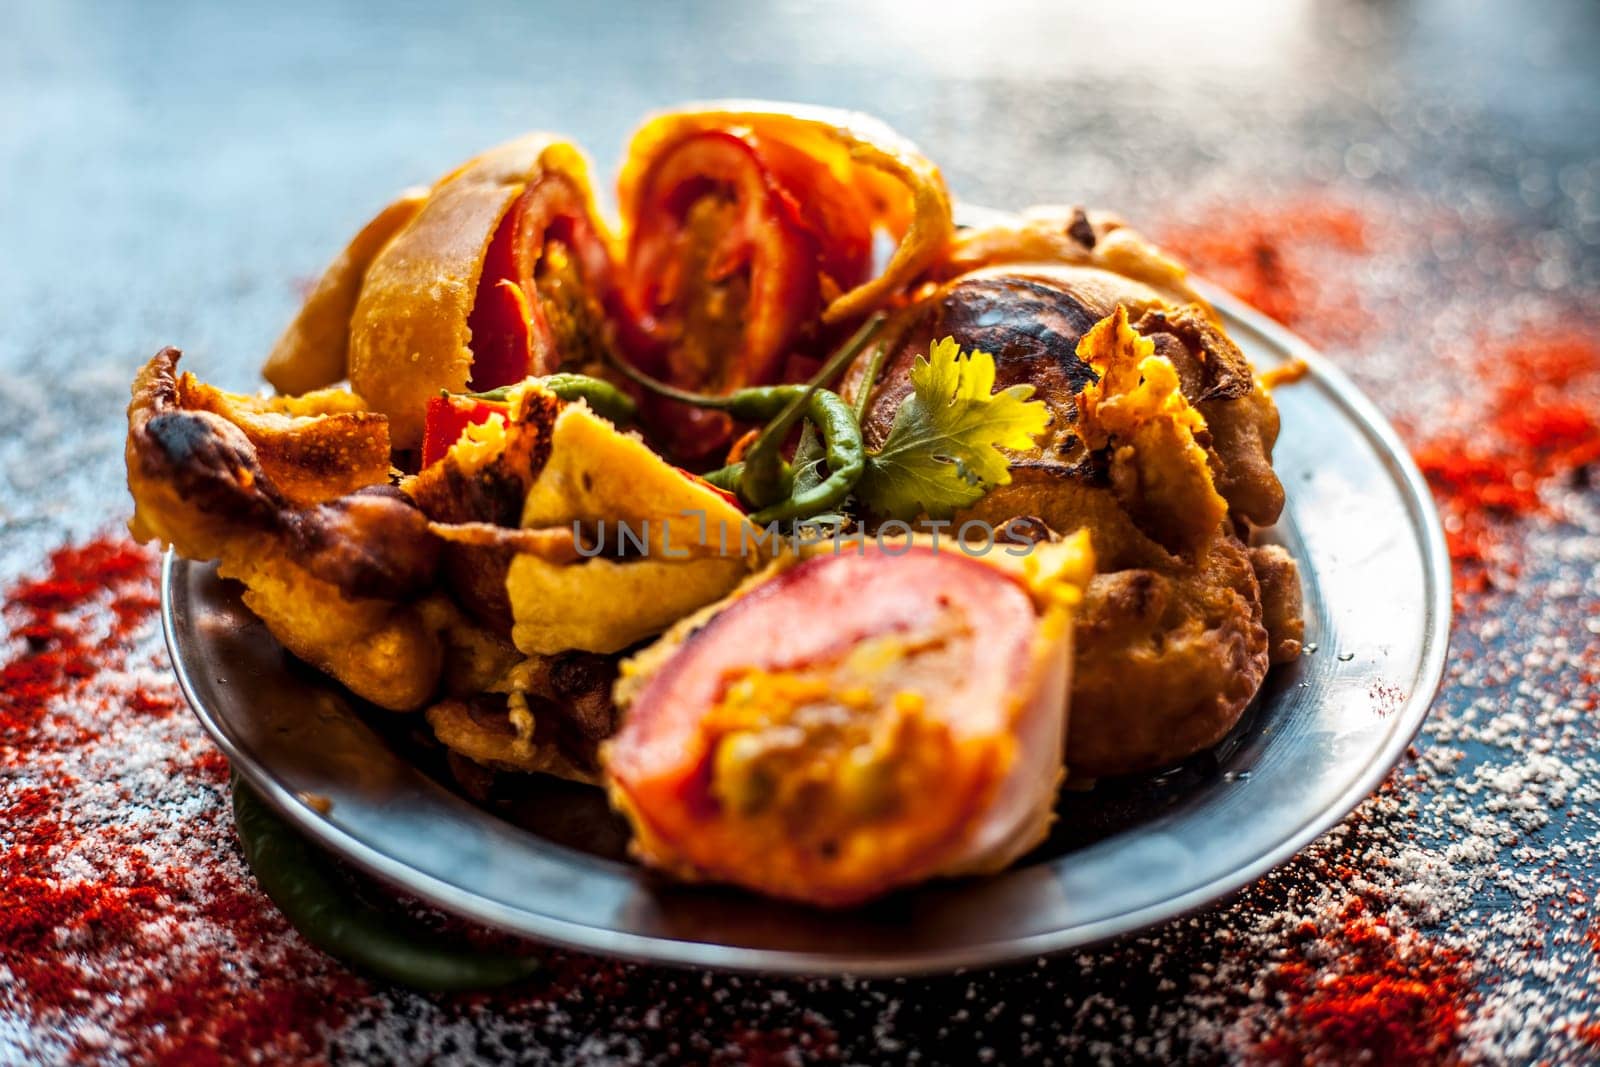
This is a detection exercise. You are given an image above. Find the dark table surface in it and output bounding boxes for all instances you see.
[4,1,1600,1062]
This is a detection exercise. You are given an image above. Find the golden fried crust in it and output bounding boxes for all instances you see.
[403,386,561,632]
[174,371,392,508]
[126,348,444,711]
[957,469,1167,570]
[1074,306,1229,556]
[262,187,431,395]
[415,594,523,697]
[1136,306,1284,526]
[426,697,599,785]
[1250,544,1305,663]
[619,101,954,325]
[961,472,1272,778]
[424,648,620,786]
[227,554,443,712]
[347,182,522,447]
[348,134,597,448]
[1067,531,1268,777]
[938,207,1210,312]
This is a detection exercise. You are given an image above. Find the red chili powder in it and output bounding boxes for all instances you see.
[1,538,154,745]
[1257,897,1473,1064]
[0,534,365,1063]
[1158,197,1371,347]
[1410,329,1600,596]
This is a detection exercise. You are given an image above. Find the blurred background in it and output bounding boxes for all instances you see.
[6,0,1596,565]
[4,0,1597,375]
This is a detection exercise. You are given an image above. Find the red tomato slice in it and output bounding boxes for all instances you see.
[466,175,613,391]
[618,128,875,461]
[420,395,509,468]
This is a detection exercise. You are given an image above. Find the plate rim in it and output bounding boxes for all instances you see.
[162,284,1453,976]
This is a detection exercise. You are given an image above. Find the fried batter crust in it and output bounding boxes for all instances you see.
[959,471,1269,776]
[126,348,444,710]
[935,206,1208,311]
[425,647,619,786]
[1069,534,1268,776]
[347,136,607,448]
[404,386,561,632]
[1136,305,1285,526]
[1250,544,1306,663]
[861,256,1298,778]
[427,697,599,784]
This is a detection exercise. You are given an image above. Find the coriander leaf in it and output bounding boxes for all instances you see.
[790,419,828,498]
[855,337,1050,520]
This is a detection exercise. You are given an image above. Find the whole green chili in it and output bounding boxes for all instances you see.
[748,388,864,525]
[736,388,809,512]
[231,775,541,992]
[465,373,636,424]
[730,316,882,513]
[698,385,865,523]
[603,315,883,523]
[604,314,885,413]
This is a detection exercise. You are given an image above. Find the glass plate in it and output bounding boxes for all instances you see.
[162,285,1450,975]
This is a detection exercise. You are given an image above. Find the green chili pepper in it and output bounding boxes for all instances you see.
[465,374,636,424]
[695,384,864,524]
[730,317,882,513]
[747,388,864,526]
[231,776,540,992]
[736,388,809,511]
[603,315,883,524]
[850,339,890,424]
[701,462,745,493]
[605,314,885,413]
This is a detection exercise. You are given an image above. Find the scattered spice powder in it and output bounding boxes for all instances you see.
[1257,899,1474,1064]
[1164,195,1600,603]
[1158,197,1372,347]
[0,534,368,1064]
[1410,328,1600,596]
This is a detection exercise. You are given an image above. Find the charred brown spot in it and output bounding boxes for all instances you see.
[547,651,620,741]
[862,274,1109,452]
[141,411,285,524]
[1067,208,1097,250]
[288,486,441,601]
[937,277,1102,395]
[1095,568,1169,627]
[464,692,515,733]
